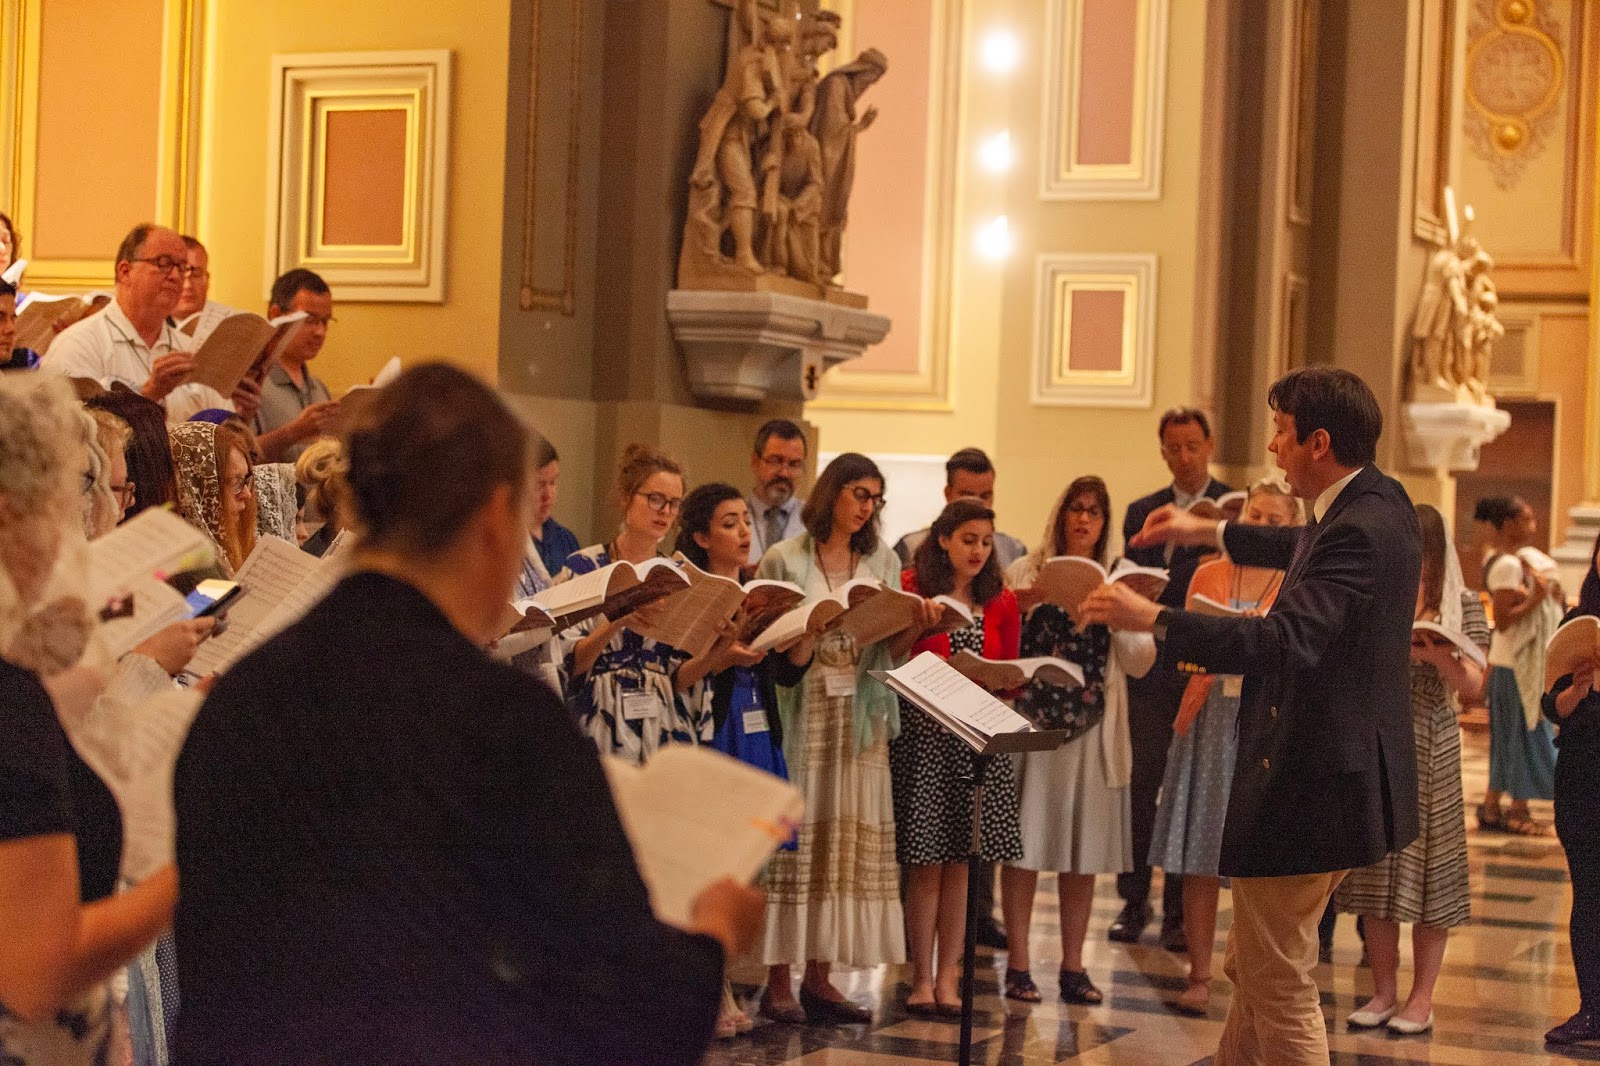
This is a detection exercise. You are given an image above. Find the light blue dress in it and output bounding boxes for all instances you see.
[1148,594,1247,878]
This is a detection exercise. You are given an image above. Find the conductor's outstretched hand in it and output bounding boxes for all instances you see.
[1079,583,1161,633]
[1130,503,1221,550]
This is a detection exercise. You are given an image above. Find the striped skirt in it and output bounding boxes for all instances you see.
[1335,663,1470,928]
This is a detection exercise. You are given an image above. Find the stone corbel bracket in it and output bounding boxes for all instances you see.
[666,290,891,404]
[1403,401,1511,472]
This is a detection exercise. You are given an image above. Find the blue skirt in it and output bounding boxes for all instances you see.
[1486,665,1556,801]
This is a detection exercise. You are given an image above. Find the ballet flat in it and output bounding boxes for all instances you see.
[1346,1005,1396,1029]
[1386,1012,1433,1035]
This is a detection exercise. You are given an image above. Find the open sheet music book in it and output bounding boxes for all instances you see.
[175,301,238,345]
[184,534,350,678]
[747,578,880,654]
[874,651,1067,755]
[188,311,307,396]
[87,508,217,609]
[1029,556,1169,616]
[69,688,204,882]
[1412,620,1487,668]
[345,356,402,396]
[602,746,803,929]
[947,651,1084,692]
[1189,593,1245,618]
[15,291,111,353]
[1545,614,1600,689]
[625,558,804,658]
[532,557,690,629]
[96,575,193,660]
[2,257,24,285]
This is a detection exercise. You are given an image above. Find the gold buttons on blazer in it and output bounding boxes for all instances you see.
[1269,706,1278,719]
[1261,758,1271,770]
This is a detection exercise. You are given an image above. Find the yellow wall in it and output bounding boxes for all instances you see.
[808,0,1210,547]
[196,0,511,393]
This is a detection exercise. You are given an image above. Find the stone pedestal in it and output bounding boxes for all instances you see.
[666,289,891,404]
[1403,401,1512,472]
[1552,504,1600,594]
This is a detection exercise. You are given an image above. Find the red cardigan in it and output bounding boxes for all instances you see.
[900,569,1021,661]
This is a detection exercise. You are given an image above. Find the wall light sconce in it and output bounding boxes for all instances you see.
[979,29,1021,75]
[976,215,1014,261]
[979,130,1014,173]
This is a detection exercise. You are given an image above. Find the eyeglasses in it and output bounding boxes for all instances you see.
[227,471,255,496]
[111,481,137,506]
[849,486,886,511]
[759,454,805,473]
[1066,503,1104,518]
[302,313,336,328]
[635,491,683,515]
[131,255,200,277]
[183,269,209,282]
[80,470,95,494]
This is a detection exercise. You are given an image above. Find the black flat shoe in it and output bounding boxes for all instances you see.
[757,994,808,1024]
[1004,968,1041,1003]
[905,999,939,1017]
[1547,1012,1600,1045]
[1059,968,1103,1005]
[1107,901,1151,944]
[1160,917,1188,953]
[799,984,871,1024]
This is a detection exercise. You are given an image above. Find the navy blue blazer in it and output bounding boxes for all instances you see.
[1161,466,1422,877]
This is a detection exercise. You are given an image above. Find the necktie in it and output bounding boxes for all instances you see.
[763,506,787,552]
[1285,516,1320,584]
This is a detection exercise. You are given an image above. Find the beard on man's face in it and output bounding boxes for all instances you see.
[762,476,794,505]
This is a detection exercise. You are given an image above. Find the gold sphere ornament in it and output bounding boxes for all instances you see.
[1502,0,1531,24]
[1495,122,1525,151]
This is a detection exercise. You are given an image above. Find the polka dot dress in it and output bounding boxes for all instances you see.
[888,620,1025,866]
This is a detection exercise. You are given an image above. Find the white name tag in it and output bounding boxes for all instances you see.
[742,708,770,734]
[824,671,856,699]
[622,692,659,721]
[1221,676,1243,698]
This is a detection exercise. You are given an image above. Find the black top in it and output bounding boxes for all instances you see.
[1161,467,1422,878]
[1122,479,1234,610]
[1542,606,1600,753]
[0,656,122,904]
[173,572,724,1065]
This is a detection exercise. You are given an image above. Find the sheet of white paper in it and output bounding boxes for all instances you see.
[888,652,1034,742]
[185,537,321,677]
[87,509,216,607]
[603,747,803,928]
[96,574,191,660]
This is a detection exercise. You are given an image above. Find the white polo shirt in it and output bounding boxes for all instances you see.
[46,297,230,422]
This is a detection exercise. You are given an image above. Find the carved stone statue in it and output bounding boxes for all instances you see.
[1410,193,1502,408]
[677,1,885,305]
[811,48,887,281]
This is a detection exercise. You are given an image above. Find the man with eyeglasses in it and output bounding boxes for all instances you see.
[747,418,810,566]
[892,447,1028,570]
[172,235,236,345]
[254,269,341,463]
[1111,407,1234,953]
[46,223,253,423]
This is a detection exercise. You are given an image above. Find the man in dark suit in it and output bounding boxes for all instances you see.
[1114,408,1232,950]
[1083,368,1420,1065]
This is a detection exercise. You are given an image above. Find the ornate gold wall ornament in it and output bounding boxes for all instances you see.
[1464,0,1565,190]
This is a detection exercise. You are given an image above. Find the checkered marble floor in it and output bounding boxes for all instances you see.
[703,731,1583,1064]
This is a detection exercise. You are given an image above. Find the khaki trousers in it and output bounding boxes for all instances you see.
[1214,871,1346,1066]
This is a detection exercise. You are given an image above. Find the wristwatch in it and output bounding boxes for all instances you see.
[1153,607,1174,642]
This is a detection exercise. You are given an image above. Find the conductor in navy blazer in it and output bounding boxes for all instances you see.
[1082,367,1421,1066]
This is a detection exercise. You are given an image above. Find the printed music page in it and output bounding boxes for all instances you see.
[603,747,803,929]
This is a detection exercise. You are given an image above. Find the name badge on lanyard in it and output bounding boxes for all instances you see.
[824,671,856,699]
[622,691,659,722]
[742,708,770,734]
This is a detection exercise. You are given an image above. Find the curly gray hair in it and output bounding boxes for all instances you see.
[0,373,82,512]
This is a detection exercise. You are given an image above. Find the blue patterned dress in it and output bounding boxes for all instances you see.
[556,545,708,764]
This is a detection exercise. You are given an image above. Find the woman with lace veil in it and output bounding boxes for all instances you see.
[167,422,256,576]
[251,463,300,545]
[1334,503,1486,1036]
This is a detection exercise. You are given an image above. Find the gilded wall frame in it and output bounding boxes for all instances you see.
[0,0,203,289]
[1031,252,1157,408]
[266,50,451,303]
[1039,0,1168,201]
[518,0,583,315]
